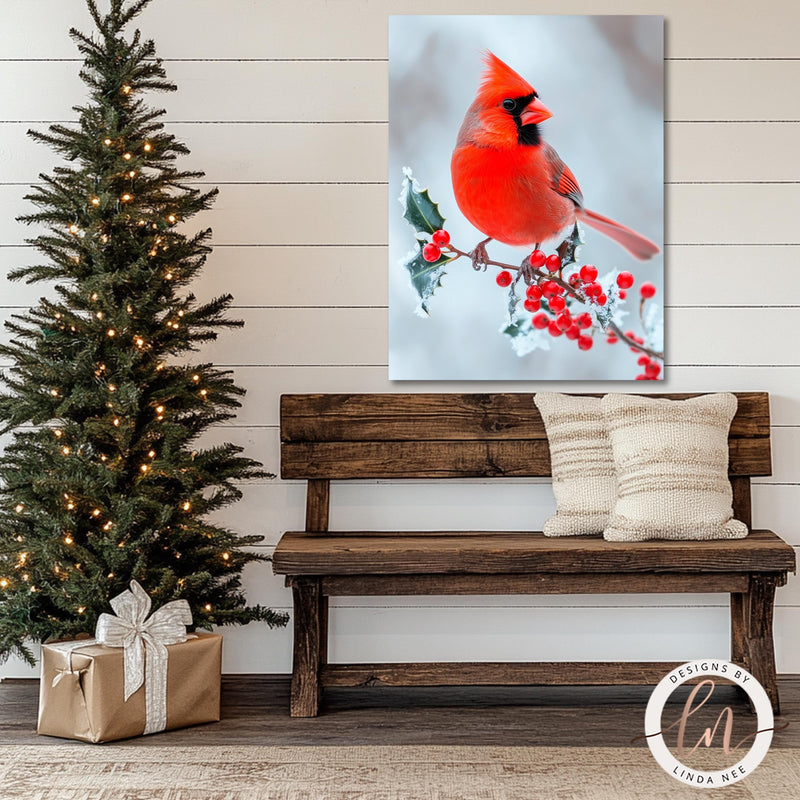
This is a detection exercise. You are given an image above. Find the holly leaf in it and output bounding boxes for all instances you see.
[402,245,451,316]
[398,168,452,314]
[502,318,550,357]
[557,223,584,269]
[400,167,446,237]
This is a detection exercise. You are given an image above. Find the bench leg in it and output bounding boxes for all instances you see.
[743,576,780,715]
[290,577,324,717]
[730,592,748,669]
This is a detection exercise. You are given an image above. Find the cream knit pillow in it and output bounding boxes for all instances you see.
[534,393,616,536]
[601,393,748,542]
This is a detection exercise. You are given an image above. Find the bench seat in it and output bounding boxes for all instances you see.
[273,529,795,576]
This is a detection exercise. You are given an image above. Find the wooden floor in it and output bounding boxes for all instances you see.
[3,675,799,747]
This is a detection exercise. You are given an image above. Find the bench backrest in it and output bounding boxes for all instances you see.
[280,392,771,530]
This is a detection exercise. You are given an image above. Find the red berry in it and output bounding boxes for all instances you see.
[618,289,627,300]
[568,273,580,286]
[624,330,636,339]
[541,280,556,296]
[526,284,542,300]
[422,243,441,263]
[596,293,607,306]
[549,295,566,313]
[496,270,512,287]
[546,254,561,272]
[565,325,580,340]
[548,320,563,337]
[577,313,592,329]
[532,312,549,329]
[640,282,657,299]
[645,362,661,378]
[577,335,593,351]
[580,264,598,282]
[634,335,645,344]
[584,282,601,298]
[432,229,450,246]
[528,249,546,269]
[617,271,634,290]
[635,374,648,380]
[637,355,650,367]
[606,335,618,344]
[524,298,541,313]
[556,312,572,330]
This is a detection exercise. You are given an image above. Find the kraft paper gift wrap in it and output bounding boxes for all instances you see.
[37,632,222,742]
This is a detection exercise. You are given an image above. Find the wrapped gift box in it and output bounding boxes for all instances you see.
[37,632,221,743]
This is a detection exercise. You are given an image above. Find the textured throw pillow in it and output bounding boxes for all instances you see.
[534,393,616,536]
[601,393,748,542]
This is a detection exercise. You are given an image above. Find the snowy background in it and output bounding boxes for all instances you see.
[388,15,664,380]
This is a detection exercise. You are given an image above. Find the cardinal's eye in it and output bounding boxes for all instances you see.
[502,98,516,111]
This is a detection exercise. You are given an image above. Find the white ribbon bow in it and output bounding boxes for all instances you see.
[95,580,192,734]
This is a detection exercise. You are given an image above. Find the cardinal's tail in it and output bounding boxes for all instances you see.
[578,208,660,261]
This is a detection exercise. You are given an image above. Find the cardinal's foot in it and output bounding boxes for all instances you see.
[469,237,493,271]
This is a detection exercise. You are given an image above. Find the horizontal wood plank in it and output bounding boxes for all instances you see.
[321,661,694,688]
[281,392,770,441]
[273,530,796,576]
[321,573,751,596]
[280,436,771,480]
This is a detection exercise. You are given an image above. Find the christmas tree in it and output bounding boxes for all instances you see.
[0,0,286,665]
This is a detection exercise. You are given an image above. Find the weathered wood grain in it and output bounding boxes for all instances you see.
[273,531,796,576]
[320,573,751,596]
[281,392,771,442]
[281,436,771,479]
[321,662,693,688]
[289,578,323,718]
[305,479,330,532]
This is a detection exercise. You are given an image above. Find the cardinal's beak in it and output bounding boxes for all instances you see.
[519,97,553,126]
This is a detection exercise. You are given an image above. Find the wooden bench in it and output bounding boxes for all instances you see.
[272,392,795,717]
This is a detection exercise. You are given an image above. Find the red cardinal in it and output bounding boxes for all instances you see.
[451,52,660,261]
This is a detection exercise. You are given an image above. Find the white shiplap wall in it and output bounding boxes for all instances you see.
[1,0,798,677]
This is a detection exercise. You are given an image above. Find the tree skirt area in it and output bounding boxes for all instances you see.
[1,745,799,800]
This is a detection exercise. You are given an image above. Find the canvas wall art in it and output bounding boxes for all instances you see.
[389,15,664,381]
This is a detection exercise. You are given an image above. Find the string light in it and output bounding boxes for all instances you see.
[100,234,109,243]
[103,521,113,531]
[49,389,59,397]
[148,450,156,458]
[21,574,29,582]
[66,500,75,509]
[91,293,98,301]
[14,504,24,513]
[143,142,152,152]
[155,405,165,414]
[107,328,116,337]
[182,501,191,511]
[18,553,27,565]
[177,310,184,318]
[96,311,104,320]
[55,312,62,319]
[140,464,149,473]
[64,535,74,545]
[103,138,113,146]
[204,604,212,611]
[62,446,71,456]
[121,85,131,95]
[113,418,120,427]
[91,197,100,206]
[107,572,114,579]
[222,552,230,561]
[0,579,8,589]
[165,272,173,280]
[69,223,80,235]
[108,384,116,392]
[78,606,86,613]
[156,362,166,371]
[200,389,208,398]
[122,153,132,161]
[100,454,108,462]
[192,374,200,382]
[167,214,176,224]
[135,337,145,347]
[54,430,63,438]
[92,508,101,517]
[128,170,136,178]
[121,192,132,202]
